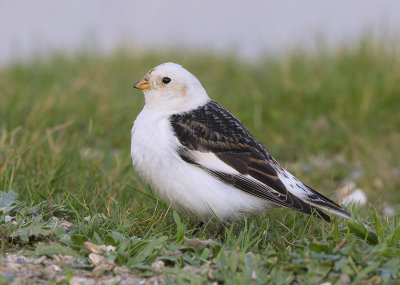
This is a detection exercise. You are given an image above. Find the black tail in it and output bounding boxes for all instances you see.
[303,184,351,220]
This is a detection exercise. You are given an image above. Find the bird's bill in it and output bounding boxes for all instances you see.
[133,79,150,90]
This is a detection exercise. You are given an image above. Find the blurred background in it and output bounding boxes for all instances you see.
[1,1,400,216]
[1,0,400,63]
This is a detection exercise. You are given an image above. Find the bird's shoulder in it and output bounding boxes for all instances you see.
[170,100,274,159]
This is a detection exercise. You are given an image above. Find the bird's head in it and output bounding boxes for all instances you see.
[133,62,209,113]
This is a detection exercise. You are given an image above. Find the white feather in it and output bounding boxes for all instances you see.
[190,151,241,175]
[131,107,271,222]
[276,170,309,199]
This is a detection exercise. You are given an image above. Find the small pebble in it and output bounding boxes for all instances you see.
[340,274,351,285]
[16,257,27,264]
[342,188,367,206]
[251,270,257,280]
[151,260,165,275]
[88,253,106,266]
[32,209,40,217]
[383,205,395,218]
[84,242,101,254]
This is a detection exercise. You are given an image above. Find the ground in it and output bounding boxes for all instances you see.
[0,41,400,284]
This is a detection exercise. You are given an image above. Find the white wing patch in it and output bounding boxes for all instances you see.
[190,151,241,175]
[188,150,287,199]
[277,170,310,199]
[277,169,351,219]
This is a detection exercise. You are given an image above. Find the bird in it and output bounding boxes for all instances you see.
[131,62,350,233]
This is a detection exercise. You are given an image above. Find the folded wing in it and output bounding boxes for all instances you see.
[170,100,350,221]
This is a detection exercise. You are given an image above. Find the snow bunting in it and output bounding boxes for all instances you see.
[131,62,350,224]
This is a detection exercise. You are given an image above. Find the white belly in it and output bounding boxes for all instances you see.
[131,108,270,222]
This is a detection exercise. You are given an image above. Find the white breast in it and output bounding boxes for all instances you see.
[131,108,271,222]
[131,108,178,187]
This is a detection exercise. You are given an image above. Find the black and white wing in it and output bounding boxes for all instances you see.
[170,100,350,222]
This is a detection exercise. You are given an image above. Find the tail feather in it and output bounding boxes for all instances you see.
[302,184,351,219]
[278,170,350,220]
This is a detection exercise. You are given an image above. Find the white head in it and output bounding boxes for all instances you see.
[133,62,210,113]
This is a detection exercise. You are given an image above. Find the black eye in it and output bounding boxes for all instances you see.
[162,77,171,84]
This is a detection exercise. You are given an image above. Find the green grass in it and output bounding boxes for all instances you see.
[1,40,400,284]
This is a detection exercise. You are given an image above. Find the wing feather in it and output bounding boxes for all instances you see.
[171,100,350,221]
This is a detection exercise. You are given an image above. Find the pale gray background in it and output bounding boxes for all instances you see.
[1,0,399,63]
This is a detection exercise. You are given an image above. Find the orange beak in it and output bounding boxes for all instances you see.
[133,79,150,90]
